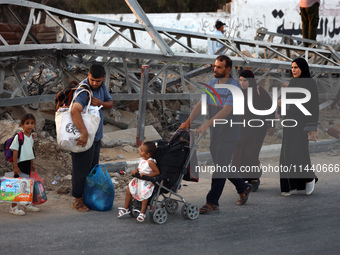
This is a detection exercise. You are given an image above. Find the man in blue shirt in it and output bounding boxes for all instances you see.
[179,55,252,214]
[71,64,113,212]
[208,20,226,55]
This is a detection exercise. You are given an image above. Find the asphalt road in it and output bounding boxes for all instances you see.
[1,152,339,255]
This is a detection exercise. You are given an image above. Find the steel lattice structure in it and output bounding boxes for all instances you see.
[0,0,340,109]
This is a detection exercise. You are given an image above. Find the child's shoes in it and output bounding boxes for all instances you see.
[137,213,146,222]
[23,204,40,212]
[117,207,130,218]
[9,206,25,216]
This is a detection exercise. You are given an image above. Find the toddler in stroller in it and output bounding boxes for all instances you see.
[117,141,160,222]
[128,129,201,224]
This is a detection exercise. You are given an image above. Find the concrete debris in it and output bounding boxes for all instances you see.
[56,185,70,194]
[101,125,162,147]
[62,175,72,181]
[0,120,20,145]
[122,145,135,153]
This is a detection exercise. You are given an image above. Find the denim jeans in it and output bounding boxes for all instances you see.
[71,140,101,198]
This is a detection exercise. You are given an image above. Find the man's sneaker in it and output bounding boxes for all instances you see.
[9,206,25,216]
[23,204,40,212]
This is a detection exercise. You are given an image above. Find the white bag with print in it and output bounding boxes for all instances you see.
[55,89,100,153]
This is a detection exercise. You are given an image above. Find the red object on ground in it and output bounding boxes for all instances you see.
[117,170,126,175]
[327,128,340,139]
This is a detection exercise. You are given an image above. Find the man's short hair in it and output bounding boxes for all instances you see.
[89,64,106,78]
[215,20,226,29]
[216,55,232,69]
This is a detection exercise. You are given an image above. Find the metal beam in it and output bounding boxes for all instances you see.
[124,0,174,57]
[0,0,340,110]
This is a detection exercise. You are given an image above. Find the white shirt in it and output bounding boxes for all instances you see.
[208,30,224,55]
[9,133,35,163]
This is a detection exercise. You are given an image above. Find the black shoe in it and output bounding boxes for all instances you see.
[249,179,260,192]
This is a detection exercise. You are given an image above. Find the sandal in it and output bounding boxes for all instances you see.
[137,212,146,222]
[72,199,89,212]
[237,184,253,205]
[199,203,219,214]
[117,207,131,218]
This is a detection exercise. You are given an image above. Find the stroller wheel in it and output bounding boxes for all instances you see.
[165,199,179,214]
[181,204,199,220]
[186,204,199,220]
[152,208,168,224]
[181,204,189,219]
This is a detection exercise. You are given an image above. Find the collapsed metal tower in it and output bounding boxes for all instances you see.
[0,0,340,110]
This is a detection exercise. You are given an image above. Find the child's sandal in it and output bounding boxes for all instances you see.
[137,212,146,222]
[117,207,130,218]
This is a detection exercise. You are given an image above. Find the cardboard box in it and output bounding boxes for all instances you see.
[0,177,33,204]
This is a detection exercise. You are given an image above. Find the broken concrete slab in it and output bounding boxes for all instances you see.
[122,145,135,153]
[101,125,162,147]
[104,109,138,129]
[38,102,56,121]
[103,124,121,133]
[0,120,20,144]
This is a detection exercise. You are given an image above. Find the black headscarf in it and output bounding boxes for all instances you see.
[238,70,274,136]
[239,69,257,89]
[292,57,311,78]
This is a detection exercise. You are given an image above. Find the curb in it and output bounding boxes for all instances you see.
[103,139,340,172]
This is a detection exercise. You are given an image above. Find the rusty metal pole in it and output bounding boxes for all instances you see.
[136,65,149,147]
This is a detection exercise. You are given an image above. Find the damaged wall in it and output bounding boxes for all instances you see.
[72,0,340,53]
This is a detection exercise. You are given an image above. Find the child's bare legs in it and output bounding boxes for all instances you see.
[117,188,132,218]
[123,188,132,209]
[136,199,148,222]
[140,199,148,214]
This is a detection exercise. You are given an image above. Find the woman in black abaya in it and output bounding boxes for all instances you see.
[232,70,275,192]
[279,58,319,196]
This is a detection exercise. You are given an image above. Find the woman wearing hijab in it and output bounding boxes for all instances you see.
[232,70,275,192]
[279,58,319,196]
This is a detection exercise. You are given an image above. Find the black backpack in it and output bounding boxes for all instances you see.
[54,81,90,110]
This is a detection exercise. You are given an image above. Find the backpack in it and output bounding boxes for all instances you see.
[54,81,90,111]
[4,132,24,162]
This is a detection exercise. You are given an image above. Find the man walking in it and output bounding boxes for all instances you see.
[179,55,252,214]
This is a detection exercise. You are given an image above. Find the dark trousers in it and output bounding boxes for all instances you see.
[71,140,101,198]
[300,3,319,47]
[18,161,31,175]
[206,142,249,206]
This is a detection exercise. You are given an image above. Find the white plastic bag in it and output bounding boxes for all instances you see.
[55,89,101,153]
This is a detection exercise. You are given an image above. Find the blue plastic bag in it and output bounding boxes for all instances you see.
[84,164,115,211]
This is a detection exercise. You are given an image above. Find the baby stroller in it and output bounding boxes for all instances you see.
[129,129,201,224]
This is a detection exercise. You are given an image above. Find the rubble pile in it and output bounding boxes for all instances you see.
[0,66,197,195]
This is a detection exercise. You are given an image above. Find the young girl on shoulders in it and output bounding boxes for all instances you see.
[117,141,160,222]
[9,113,40,216]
